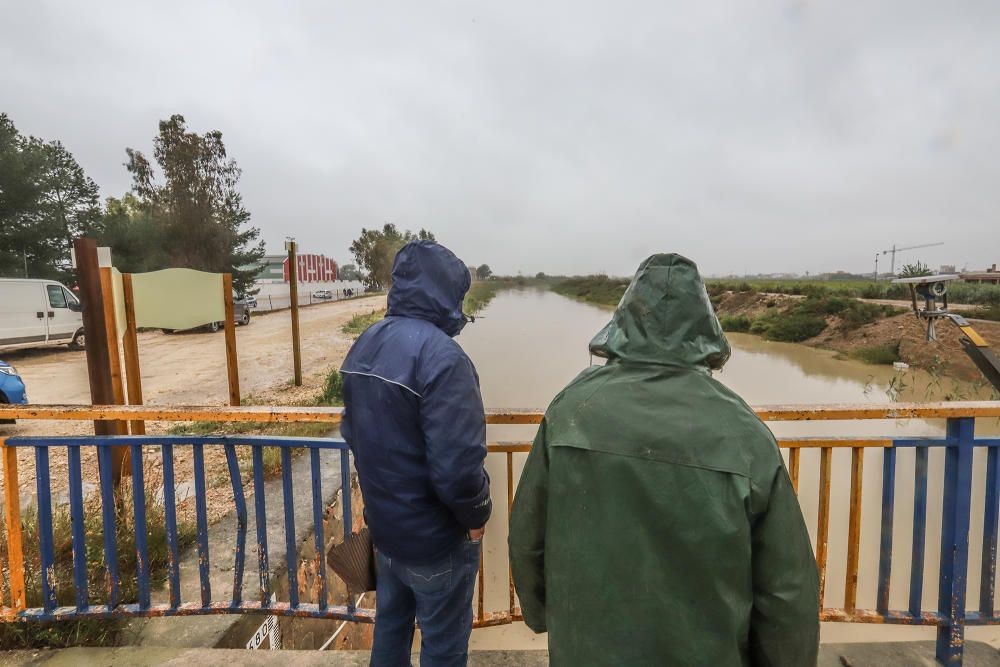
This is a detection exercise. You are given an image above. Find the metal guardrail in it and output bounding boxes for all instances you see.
[3,402,1000,664]
[0,435,371,624]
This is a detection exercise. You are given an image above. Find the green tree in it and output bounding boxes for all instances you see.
[476,264,492,281]
[95,194,169,273]
[0,114,102,281]
[349,223,435,290]
[338,263,361,281]
[125,115,264,293]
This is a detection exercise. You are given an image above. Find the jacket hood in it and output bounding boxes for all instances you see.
[387,240,471,337]
[589,253,731,370]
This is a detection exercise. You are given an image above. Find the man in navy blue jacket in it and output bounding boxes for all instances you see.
[341,240,492,667]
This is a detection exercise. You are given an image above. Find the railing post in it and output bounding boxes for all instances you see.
[937,417,975,665]
[1,440,26,611]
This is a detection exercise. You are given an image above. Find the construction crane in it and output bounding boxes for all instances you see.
[874,242,944,280]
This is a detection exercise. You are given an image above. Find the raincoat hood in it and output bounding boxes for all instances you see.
[589,253,731,370]
[387,240,471,337]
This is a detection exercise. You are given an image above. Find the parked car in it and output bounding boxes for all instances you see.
[208,292,253,330]
[0,278,85,352]
[243,294,258,309]
[312,290,333,300]
[0,360,27,425]
[166,292,252,334]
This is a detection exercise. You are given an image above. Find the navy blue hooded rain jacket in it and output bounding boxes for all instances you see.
[340,241,492,564]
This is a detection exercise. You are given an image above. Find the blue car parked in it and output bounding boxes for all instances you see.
[0,361,27,424]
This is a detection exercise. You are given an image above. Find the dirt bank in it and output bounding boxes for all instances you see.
[714,291,1000,384]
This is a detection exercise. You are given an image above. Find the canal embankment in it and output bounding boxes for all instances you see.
[547,274,1000,387]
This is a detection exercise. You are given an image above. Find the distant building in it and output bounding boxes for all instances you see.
[248,253,339,283]
[940,265,957,274]
[961,264,1000,285]
[253,254,288,283]
[286,253,338,283]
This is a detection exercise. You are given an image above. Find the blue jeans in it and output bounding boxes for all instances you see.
[370,537,481,667]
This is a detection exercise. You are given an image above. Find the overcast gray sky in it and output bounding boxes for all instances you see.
[3,1,998,277]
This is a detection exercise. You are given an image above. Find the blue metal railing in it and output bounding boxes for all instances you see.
[3,407,1000,665]
[796,418,1000,665]
[0,435,374,624]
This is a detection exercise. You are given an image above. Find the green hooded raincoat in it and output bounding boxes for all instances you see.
[509,254,820,666]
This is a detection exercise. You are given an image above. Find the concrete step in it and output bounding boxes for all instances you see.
[820,641,1000,667]
[1,648,545,666]
[3,643,1000,666]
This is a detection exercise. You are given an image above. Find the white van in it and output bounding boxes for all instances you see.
[0,278,86,351]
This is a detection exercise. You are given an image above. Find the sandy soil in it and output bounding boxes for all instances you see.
[0,295,386,518]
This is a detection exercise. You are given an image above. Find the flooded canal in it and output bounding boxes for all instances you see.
[457,287,1000,648]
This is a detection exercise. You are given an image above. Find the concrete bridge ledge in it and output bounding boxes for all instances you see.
[3,642,1000,666]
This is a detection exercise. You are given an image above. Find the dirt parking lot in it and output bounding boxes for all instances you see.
[1,295,386,439]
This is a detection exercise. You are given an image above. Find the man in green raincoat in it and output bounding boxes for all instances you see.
[509,254,819,666]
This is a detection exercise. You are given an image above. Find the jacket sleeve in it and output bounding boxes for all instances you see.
[419,350,492,530]
[508,418,549,634]
[749,464,821,667]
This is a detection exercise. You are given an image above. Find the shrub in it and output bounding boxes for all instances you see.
[751,312,827,342]
[318,367,344,406]
[851,343,902,365]
[719,314,753,333]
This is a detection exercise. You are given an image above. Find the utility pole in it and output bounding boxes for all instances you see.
[287,239,302,386]
[874,254,879,282]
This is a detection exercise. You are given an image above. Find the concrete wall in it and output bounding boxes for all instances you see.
[251,280,367,311]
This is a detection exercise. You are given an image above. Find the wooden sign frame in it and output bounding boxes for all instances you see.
[113,272,242,437]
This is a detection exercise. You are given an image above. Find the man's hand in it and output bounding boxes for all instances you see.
[469,526,486,542]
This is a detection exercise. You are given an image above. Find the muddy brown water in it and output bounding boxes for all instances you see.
[457,287,1000,649]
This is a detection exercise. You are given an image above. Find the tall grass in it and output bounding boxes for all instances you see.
[850,343,902,365]
[550,275,629,308]
[0,483,197,648]
[719,314,752,333]
[463,280,506,315]
[342,309,386,337]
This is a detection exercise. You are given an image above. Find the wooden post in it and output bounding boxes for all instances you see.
[74,239,129,484]
[99,267,130,478]
[2,439,26,611]
[122,274,145,435]
[223,274,241,406]
[288,241,302,386]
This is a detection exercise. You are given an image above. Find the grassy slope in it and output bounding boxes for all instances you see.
[706,278,1000,310]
